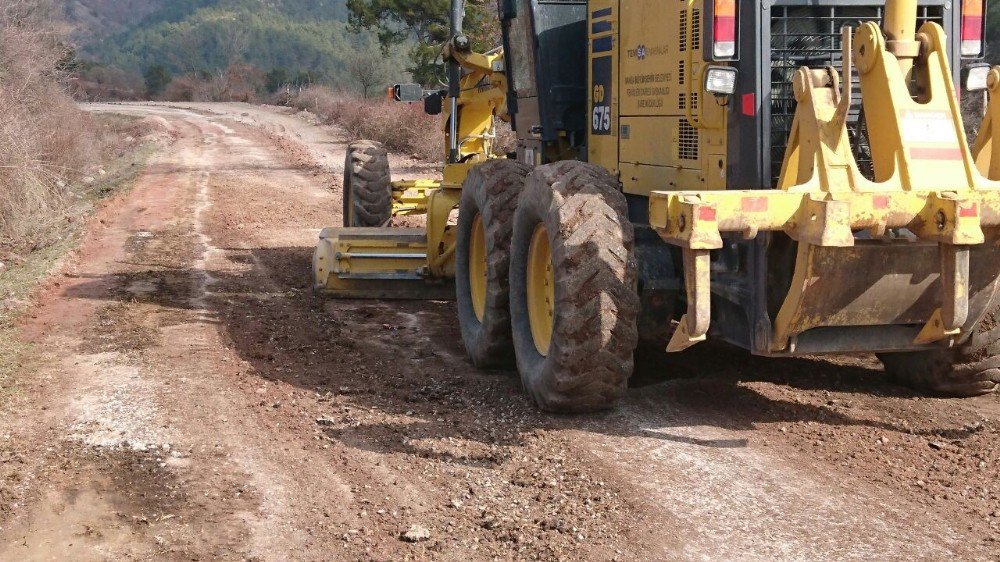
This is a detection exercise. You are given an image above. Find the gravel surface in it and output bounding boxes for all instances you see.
[0,102,996,561]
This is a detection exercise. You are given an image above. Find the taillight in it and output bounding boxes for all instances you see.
[961,0,986,57]
[713,0,737,59]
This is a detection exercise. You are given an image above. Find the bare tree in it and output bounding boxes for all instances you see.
[347,50,390,99]
[220,23,250,68]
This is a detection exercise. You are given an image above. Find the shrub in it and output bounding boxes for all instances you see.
[164,64,265,103]
[0,1,102,258]
[144,64,172,97]
[71,64,145,101]
[286,86,446,161]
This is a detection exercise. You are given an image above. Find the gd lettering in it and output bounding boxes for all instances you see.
[593,84,606,103]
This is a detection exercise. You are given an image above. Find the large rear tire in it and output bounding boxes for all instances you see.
[343,140,392,227]
[456,160,532,368]
[878,310,1000,397]
[509,161,639,413]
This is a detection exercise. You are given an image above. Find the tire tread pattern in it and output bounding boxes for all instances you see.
[457,159,532,368]
[879,309,1000,396]
[344,140,391,227]
[513,161,639,413]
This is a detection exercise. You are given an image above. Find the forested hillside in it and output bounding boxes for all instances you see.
[63,0,408,100]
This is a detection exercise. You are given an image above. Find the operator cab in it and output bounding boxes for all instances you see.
[499,0,590,164]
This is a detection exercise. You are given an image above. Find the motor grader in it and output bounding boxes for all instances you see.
[315,0,1000,412]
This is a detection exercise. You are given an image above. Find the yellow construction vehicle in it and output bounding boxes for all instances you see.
[313,3,509,299]
[317,0,1000,412]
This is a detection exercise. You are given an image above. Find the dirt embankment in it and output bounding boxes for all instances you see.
[0,102,996,561]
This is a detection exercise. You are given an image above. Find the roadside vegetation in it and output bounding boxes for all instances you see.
[0,1,159,403]
[62,0,513,163]
[285,85,516,162]
[287,86,444,161]
[66,0,412,102]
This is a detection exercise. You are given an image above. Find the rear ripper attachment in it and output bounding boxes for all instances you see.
[650,1,1000,354]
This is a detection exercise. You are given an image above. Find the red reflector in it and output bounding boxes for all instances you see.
[909,147,963,160]
[961,0,985,56]
[741,93,755,116]
[698,207,718,221]
[959,203,979,218]
[714,17,736,42]
[962,16,984,38]
[873,195,890,210]
[741,197,767,212]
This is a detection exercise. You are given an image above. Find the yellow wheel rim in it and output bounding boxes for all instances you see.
[469,213,488,322]
[527,224,555,356]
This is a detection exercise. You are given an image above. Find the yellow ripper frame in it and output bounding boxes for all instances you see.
[650,2,1000,353]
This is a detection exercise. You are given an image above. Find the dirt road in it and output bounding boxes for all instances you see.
[0,102,997,561]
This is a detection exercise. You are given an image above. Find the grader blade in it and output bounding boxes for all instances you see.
[313,228,454,300]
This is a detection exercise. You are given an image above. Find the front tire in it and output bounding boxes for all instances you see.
[509,161,639,413]
[343,140,391,227]
[878,310,1000,397]
[456,160,531,368]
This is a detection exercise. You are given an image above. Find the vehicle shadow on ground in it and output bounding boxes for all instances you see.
[60,244,982,465]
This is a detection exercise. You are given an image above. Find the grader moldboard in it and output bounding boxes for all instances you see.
[315,0,1000,412]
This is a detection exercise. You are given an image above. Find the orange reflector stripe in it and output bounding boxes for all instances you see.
[962,0,984,17]
[714,0,736,17]
[698,207,718,221]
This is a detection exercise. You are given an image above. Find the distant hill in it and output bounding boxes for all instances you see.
[62,0,406,90]
[62,0,170,44]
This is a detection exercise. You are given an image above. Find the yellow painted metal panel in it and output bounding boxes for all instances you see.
[619,116,726,193]
[594,0,728,191]
[620,161,703,197]
[619,117,685,169]
[618,0,684,117]
[391,179,440,216]
[312,227,453,299]
[587,0,619,175]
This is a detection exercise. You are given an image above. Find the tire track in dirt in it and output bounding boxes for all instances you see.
[0,111,328,559]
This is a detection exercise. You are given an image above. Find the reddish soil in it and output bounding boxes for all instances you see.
[0,102,996,561]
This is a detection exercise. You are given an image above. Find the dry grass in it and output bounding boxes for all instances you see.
[286,86,519,162]
[0,114,155,404]
[0,1,151,260]
[0,1,158,403]
[0,1,101,258]
[287,86,445,161]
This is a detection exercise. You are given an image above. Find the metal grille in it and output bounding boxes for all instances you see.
[768,5,944,183]
[691,9,702,48]
[679,121,699,160]
[678,60,685,85]
[679,93,700,111]
[680,10,688,51]
[680,10,687,53]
